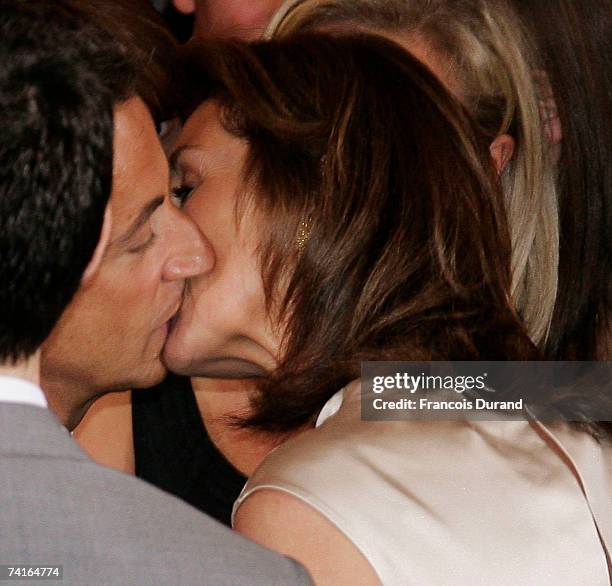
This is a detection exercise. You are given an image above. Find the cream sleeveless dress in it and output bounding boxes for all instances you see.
[233,380,612,585]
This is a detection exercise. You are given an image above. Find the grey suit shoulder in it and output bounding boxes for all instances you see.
[0,403,310,586]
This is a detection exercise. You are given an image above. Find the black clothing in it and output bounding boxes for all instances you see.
[132,374,247,527]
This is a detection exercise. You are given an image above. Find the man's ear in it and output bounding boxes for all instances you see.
[489,134,515,174]
[172,0,196,14]
[81,205,112,286]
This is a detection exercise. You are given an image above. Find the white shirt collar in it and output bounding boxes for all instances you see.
[315,388,344,427]
[0,375,48,409]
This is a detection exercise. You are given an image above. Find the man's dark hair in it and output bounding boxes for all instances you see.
[68,0,181,125]
[0,1,136,362]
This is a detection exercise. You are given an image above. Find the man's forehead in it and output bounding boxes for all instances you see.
[112,98,161,183]
[110,97,169,229]
[112,114,148,181]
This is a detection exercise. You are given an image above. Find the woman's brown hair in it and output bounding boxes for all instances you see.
[268,0,560,349]
[182,34,538,431]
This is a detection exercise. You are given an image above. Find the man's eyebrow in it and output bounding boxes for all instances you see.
[116,195,165,246]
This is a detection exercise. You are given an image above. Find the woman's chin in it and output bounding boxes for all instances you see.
[192,357,269,378]
[163,339,268,379]
[163,319,277,378]
[161,328,195,374]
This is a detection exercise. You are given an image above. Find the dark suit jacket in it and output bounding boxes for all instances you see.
[0,402,310,585]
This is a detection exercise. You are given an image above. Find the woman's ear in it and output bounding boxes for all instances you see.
[172,0,196,14]
[81,206,112,286]
[489,134,515,174]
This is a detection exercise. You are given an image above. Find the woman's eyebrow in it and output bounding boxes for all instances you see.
[169,145,204,173]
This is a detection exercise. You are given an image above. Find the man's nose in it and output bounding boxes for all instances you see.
[162,208,215,281]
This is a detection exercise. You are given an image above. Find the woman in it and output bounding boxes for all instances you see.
[164,34,611,584]
[78,0,610,526]
[123,0,559,521]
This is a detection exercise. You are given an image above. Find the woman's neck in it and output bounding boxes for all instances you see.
[191,377,300,477]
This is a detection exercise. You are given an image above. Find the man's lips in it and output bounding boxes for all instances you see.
[167,311,180,333]
[164,282,191,325]
[158,299,183,330]
[166,284,195,331]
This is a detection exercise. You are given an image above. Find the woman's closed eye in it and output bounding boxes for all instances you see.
[171,184,195,207]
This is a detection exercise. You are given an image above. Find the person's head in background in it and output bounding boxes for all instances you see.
[166,34,538,432]
[172,0,286,39]
[40,0,214,430]
[0,1,116,383]
[508,0,611,360]
[268,0,559,350]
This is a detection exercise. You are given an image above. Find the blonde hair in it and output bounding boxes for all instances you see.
[267,0,559,346]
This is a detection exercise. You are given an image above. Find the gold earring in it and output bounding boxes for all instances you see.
[296,216,312,251]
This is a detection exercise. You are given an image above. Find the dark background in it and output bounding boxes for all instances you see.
[151,0,194,42]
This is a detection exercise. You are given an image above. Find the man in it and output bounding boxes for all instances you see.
[40,2,211,431]
[172,0,287,39]
[40,94,210,430]
[0,3,309,583]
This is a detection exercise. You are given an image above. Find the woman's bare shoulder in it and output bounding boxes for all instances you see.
[235,489,381,586]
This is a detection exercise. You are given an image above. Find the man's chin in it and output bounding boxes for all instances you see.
[125,356,168,391]
[137,365,168,389]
